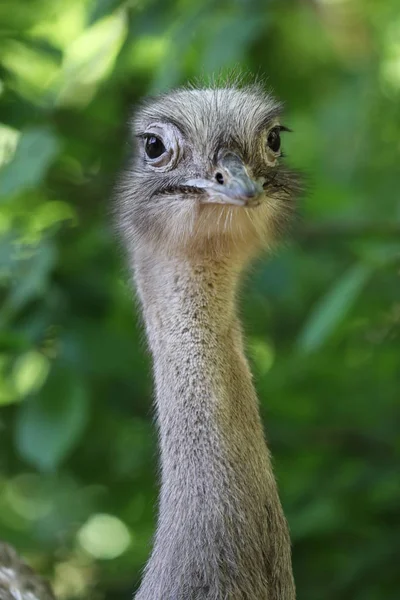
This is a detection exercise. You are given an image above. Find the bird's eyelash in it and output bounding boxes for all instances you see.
[275,126,291,158]
[278,125,292,133]
[136,133,154,140]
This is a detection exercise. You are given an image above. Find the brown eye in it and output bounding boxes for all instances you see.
[267,127,281,153]
[145,135,166,159]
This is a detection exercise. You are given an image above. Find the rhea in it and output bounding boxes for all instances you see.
[0,542,55,599]
[117,83,300,600]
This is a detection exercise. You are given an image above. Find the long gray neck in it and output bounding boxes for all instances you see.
[133,250,295,600]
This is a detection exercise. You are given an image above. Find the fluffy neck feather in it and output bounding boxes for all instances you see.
[133,249,295,600]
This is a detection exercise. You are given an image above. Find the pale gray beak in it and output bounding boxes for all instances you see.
[184,153,264,207]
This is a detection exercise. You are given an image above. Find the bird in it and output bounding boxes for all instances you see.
[116,79,302,600]
[0,542,55,599]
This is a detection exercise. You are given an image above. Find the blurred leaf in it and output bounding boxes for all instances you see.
[356,241,400,267]
[297,263,372,353]
[12,350,50,398]
[30,201,78,235]
[57,8,128,106]
[0,378,18,406]
[0,124,20,169]
[0,242,56,325]
[0,232,16,271]
[149,2,208,91]
[88,0,126,25]
[15,368,89,471]
[0,127,60,199]
[202,13,263,72]
[249,338,275,375]
[291,497,342,540]
[1,39,60,103]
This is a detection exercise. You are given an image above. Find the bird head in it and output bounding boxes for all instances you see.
[117,83,301,261]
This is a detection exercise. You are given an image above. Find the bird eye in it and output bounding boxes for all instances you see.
[144,135,166,160]
[267,127,281,153]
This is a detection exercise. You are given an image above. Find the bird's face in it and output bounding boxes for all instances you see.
[117,85,301,260]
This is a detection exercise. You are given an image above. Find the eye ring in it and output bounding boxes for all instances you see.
[267,127,281,153]
[141,122,180,170]
[144,134,166,160]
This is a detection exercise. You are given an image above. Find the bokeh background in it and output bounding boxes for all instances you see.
[1,0,399,598]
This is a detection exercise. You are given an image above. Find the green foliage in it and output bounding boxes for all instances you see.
[0,127,60,199]
[15,367,89,471]
[0,0,399,598]
[297,263,372,353]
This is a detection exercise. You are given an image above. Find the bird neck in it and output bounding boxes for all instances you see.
[133,249,294,599]
[135,252,261,467]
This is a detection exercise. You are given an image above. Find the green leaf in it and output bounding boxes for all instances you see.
[249,338,275,375]
[15,368,89,471]
[0,378,18,406]
[0,127,60,198]
[88,0,126,25]
[297,263,372,354]
[202,14,263,72]
[12,351,50,398]
[0,242,56,325]
[57,9,128,106]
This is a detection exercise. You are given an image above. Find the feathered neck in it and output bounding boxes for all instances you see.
[132,249,295,600]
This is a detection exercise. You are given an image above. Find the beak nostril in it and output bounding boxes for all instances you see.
[215,172,224,185]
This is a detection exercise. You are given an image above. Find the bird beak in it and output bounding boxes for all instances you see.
[184,153,264,207]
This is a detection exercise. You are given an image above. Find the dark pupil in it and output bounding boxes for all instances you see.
[267,128,281,153]
[145,135,166,159]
